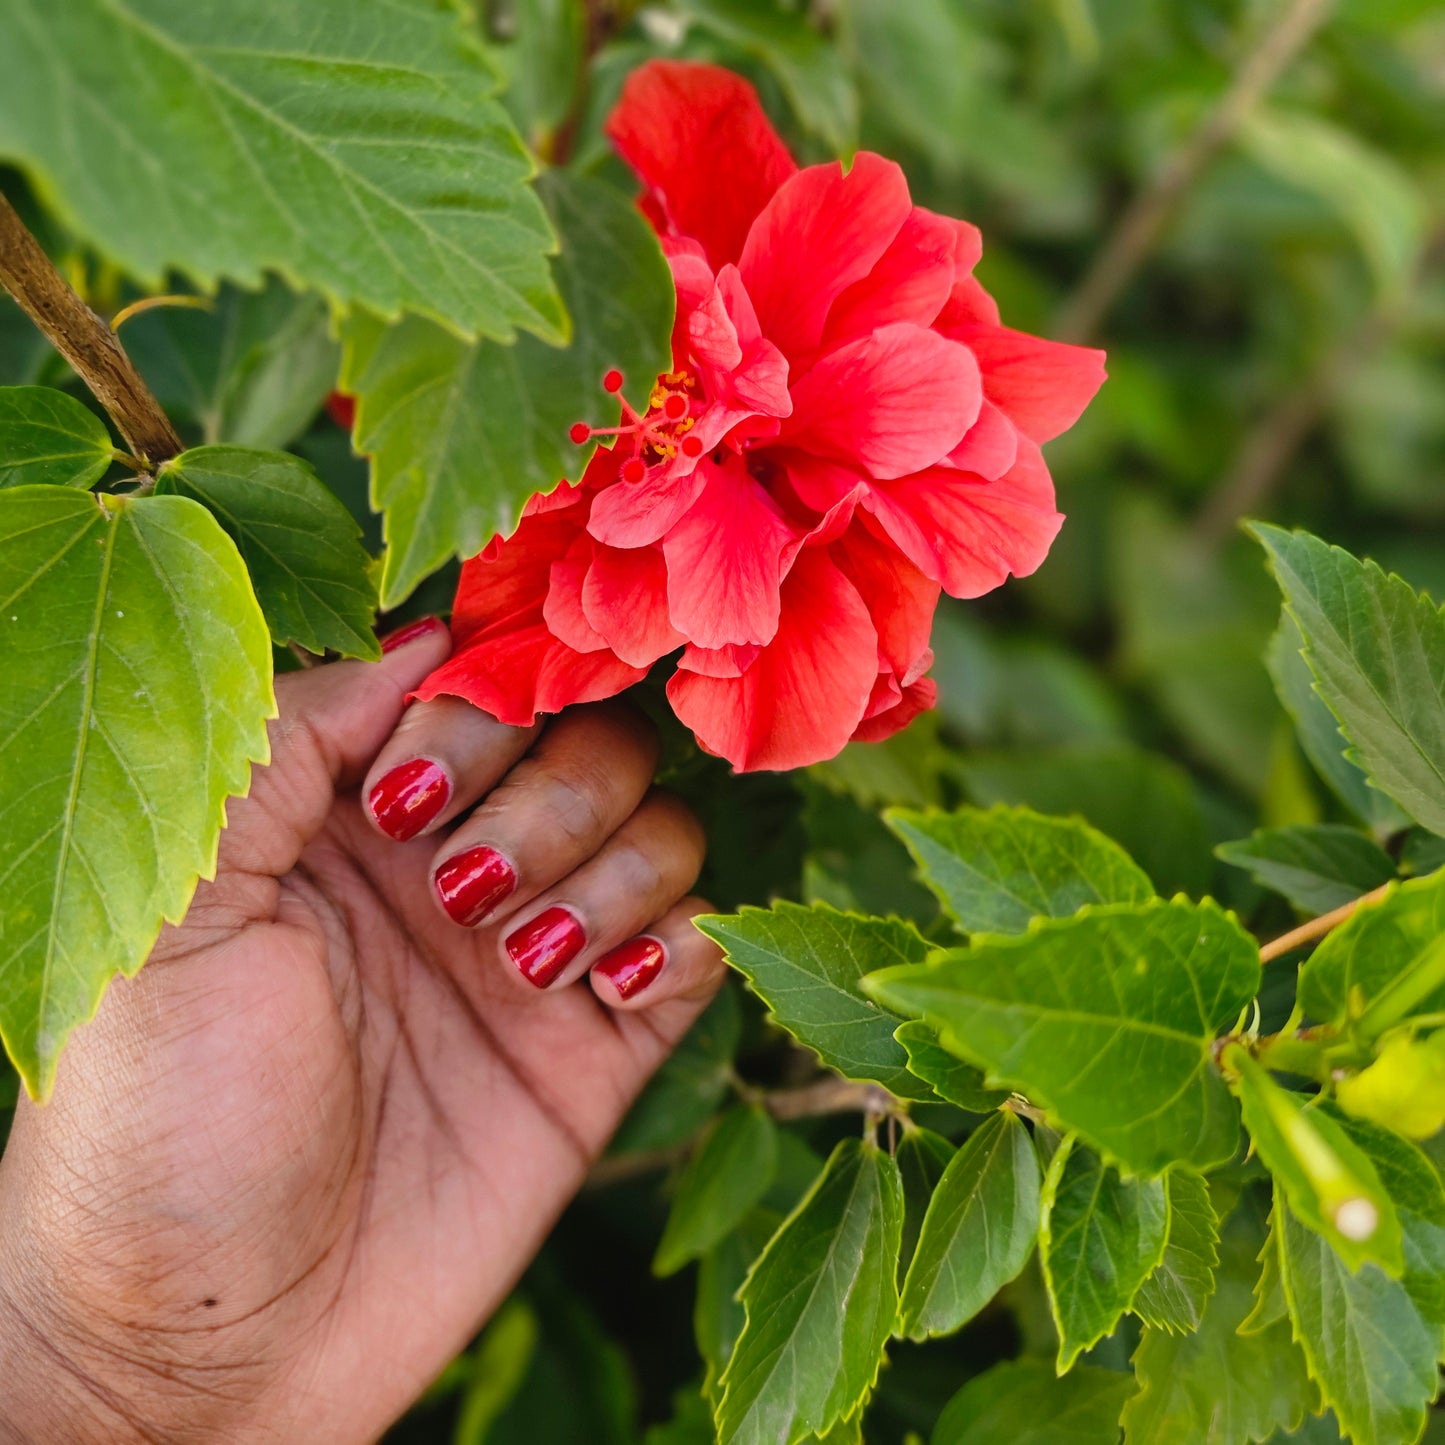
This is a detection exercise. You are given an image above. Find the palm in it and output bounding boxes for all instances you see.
[5,654,705,1442]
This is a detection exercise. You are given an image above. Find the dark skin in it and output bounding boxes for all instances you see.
[0,625,724,1442]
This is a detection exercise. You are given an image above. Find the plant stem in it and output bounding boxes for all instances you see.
[1258,882,1393,964]
[1054,0,1333,343]
[0,189,182,467]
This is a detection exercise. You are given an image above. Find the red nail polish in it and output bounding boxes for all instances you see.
[380,616,446,654]
[506,907,586,989]
[594,937,666,1000]
[368,759,450,841]
[435,846,516,927]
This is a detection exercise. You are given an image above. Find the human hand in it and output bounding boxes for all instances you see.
[0,620,722,1443]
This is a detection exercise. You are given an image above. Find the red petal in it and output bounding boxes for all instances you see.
[739,153,912,366]
[938,273,999,329]
[866,440,1063,597]
[607,60,797,270]
[781,323,982,480]
[830,523,939,679]
[667,548,879,771]
[852,677,937,744]
[588,462,709,548]
[582,543,685,668]
[945,397,1018,480]
[543,535,609,654]
[662,463,805,649]
[822,206,958,350]
[957,324,1107,444]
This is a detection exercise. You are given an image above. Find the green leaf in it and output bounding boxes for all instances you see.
[678,0,858,153]
[1132,1169,1220,1335]
[1253,525,1445,838]
[1216,825,1397,914]
[931,1358,1135,1445]
[696,902,935,1101]
[895,1020,1008,1112]
[1124,1199,1319,1445]
[696,1214,775,1407]
[1039,1136,1168,1372]
[1241,109,1426,297]
[956,743,1212,897]
[1266,614,1409,835]
[0,486,273,1096]
[340,168,673,606]
[716,1139,903,1445]
[896,1127,953,1281]
[897,1111,1041,1341]
[1336,1029,1445,1140]
[654,1105,780,1278]
[0,386,112,490]
[865,899,1260,1174]
[156,445,377,659]
[489,0,586,140]
[0,0,563,343]
[886,804,1154,938]
[455,1298,540,1445]
[1298,870,1445,1035]
[1277,1192,1440,1445]
[1228,1047,1402,1274]
[122,280,338,452]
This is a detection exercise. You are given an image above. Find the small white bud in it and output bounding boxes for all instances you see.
[1335,1197,1379,1241]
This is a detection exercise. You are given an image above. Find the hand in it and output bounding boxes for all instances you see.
[0,620,722,1443]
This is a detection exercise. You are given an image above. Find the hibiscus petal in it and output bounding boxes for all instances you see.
[587,463,709,548]
[945,396,1018,479]
[582,543,685,668]
[739,153,912,366]
[781,322,982,480]
[822,206,958,349]
[675,641,762,678]
[956,324,1107,444]
[543,536,609,654]
[830,523,940,679]
[865,440,1063,597]
[668,548,879,771]
[938,273,999,329]
[607,60,797,270]
[663,465,805,649]
[852,677,938,744]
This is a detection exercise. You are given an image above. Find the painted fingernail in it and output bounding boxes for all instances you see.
[506,907,586,989]
[594,937,666,1000]
[368,759,450,841]
[435,846,516,927]
[380,616,447,654]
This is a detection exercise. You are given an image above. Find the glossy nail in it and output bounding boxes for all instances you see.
[380,615,447,654]
[435,846,516,928]
[594,936,666,1001]
[368,758,450,841]
[506,907,586,989]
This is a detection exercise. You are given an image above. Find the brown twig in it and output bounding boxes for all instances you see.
[1259,882,1393,964]
[1054,0,1334,344]
[0,189,182,467]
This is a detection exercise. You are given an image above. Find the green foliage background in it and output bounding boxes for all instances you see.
[3,0,1445,1441]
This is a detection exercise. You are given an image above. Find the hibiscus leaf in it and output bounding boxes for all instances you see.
[1038,1135,1168,1372]
[715,1139,902,1445]
[0,485,273,1097]
[1297,871,1445,1035]
[0,386,113,490]
[654,1104,780,1278]
[341,169,674,606]
[1123,1198,1319,1445]
[1228,1046,1402,1275]
[122,280,339,452]
[1276,1185,1441,1445]
[885,802,1154,937]
[894,1020,1007,1112]
[1216,824,1397,914]
[1132,1169,1220,1335]
[695,902,937,1101]
[896,1110,1041,1341]
[1253,524,1445,838]
[864,899,1260,1174]
[156,445,378,660]
[896,1126,953,1280]
[932,1358,1135,1445]
[0,0,563,343]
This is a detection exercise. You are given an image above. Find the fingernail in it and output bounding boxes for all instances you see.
[380,616,447,654]
[435,846,516,928]
[368,759,450,841]
[594,937,666,1000]
[506,907,586,989]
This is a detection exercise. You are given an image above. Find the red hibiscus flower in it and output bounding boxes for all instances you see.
[416,59,1106,771]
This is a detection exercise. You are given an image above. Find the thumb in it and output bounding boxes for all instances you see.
[220,621,452,879]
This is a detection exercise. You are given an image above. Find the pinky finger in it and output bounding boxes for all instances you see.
[589,898,725,1013]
